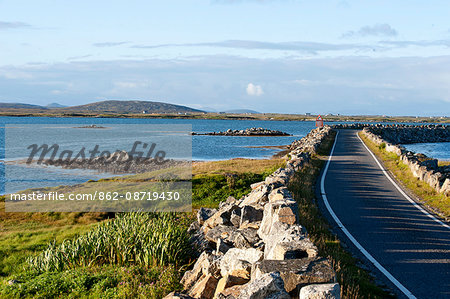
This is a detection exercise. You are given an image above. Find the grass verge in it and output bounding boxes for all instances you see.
[358,132,449,218]
[288,131,394,299]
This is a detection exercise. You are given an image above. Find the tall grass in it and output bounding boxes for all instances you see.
[27,212,191,273]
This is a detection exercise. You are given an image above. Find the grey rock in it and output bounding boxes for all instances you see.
[240,205,264,229]
[217,238,232,255]
[197,207,217,225]
[299,283,341,299]
[230,208,242,227]
[239,184,270,207]
[205,225,237,245]
[252,258,337,295]
[237,272,290,299]
[220,248,264,278]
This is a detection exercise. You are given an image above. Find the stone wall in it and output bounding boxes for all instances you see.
[165,126,341,299]
[332,123,450,144]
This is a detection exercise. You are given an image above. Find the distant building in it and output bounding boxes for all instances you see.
[305,113,311,116]
[142,110,147,114]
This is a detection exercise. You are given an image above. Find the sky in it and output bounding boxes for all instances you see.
[1,0,450,116]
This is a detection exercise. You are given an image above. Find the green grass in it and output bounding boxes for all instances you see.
[288,131,394,299]
[192,158,285,208]
[0,213,191,299]
[0,158,281,298]
[359,132,449,218]
[1,264,181,299]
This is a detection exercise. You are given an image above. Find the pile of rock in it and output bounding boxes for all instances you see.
[166,126,340,299]
[192,128,291,136]
[362,128,450,197]
[42,150,188,174]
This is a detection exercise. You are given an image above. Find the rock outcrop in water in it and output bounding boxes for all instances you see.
[192,127,291,136]
[167,127,341,299]
[39,150,188,175]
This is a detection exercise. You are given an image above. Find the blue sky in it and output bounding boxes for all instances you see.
[1,0,449,116]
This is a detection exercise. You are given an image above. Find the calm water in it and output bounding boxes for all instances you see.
[403,142,450,161]
[0,117,448,193]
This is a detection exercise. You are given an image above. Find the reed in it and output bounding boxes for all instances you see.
[27,212,191,273]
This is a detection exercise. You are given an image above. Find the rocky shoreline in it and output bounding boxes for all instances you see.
[166,126,340,299]
[192,127,291,136]
[33,150,189,175]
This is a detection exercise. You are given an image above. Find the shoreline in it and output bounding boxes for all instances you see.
[0,112,449,124]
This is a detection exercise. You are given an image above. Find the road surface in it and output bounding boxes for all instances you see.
[320,129,450,299]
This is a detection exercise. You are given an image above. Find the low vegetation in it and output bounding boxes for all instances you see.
[0,158,282,298]
[289,131,393,299]
[28,213,191,272]
[359,132,449,218]
[192,158,285,208]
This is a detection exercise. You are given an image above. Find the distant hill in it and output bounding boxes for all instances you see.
[0,103,47,110]
[46,103,67,108]
[64,100,204,114]
[222,109,260,114]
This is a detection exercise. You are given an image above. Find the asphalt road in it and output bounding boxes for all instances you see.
[320,129,450,299]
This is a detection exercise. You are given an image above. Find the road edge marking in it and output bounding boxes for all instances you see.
[320,131,417,299]
[356,132,450,230]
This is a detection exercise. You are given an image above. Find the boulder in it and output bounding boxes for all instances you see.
[181,251,209,290]
[197,207,217,225]
[217,284,247,299]
[239,184,269,207]
[268,187,292,202]
[299,283,341,299]
[230,209,241,227]
[230,228,260,249]
[258,203,301,242]
[181,252,222,291]
[237,272,290,299]
[213,275,250,299]
[205,225,237,245]
[252,258,336,295]
[250,181,265,190]
[419,159,438,170]
[216,238,232,255]
[188,274,219,299]
[203,204,240,232]
[267,237,318,260]
[258,201,299,240]
[220,248,264,278]
[440,178,450,196]
[240,205,264,229]
[189,224,211,254]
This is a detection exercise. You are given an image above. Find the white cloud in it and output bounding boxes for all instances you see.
[246,83,264,96]
[114,81,140,89]
[1,56,449,116]
[0,21,30,30]
[342,24,398,38]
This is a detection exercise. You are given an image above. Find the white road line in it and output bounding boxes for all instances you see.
[356,132,450,230]
[320,131,417,299]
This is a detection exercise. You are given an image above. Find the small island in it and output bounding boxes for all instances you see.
[74,124,107,129]
[192,127,291,136]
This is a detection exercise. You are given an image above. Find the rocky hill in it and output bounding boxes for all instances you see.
[63,100,203,114]
[0,103,47,110]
